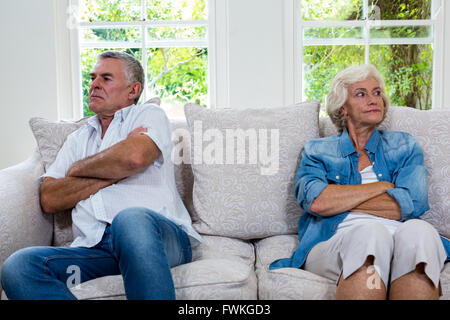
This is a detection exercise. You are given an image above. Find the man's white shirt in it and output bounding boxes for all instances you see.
[42,103,202,248]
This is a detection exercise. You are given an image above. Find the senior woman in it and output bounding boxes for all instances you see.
[270,64,450,299]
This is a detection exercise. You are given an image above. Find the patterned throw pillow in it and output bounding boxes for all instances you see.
[184,102,320,239]
[379,106,450,239]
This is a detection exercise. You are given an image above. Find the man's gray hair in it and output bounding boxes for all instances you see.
[326,64,390,133]
[98,50,145,104]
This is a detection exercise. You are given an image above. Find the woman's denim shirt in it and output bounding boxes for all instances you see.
[270,128,450,270]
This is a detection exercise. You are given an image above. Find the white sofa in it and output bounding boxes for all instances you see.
[0,102,449,300]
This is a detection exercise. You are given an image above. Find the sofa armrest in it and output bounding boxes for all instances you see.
[0,150,53,266]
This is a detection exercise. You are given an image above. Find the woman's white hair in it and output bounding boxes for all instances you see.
[326,64,390,133]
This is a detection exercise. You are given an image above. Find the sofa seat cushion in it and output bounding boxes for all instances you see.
[440,263,450,300]
[69,235,257,300]
[255,235,450,300]
[255,235,336,299]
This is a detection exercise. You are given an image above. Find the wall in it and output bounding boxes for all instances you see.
[0,0,58,169]
[226,0,286,108]
[209,0,288,109]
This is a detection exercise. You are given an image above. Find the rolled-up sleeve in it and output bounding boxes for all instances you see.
[294,142,329,217]
[133,105,172,166]
[386,136,429,221]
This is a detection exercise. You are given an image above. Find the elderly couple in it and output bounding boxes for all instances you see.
[2,51,449,300]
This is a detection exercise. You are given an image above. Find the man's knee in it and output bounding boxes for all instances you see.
[110,207,163,246]
[111,207,159,230]
[1,247,40,291]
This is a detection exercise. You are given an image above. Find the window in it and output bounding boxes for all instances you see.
[299,0,443,110]
[78,0,208,118]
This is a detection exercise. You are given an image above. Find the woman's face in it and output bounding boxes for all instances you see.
[341,77,385,130]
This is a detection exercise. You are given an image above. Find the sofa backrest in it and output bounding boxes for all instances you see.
[172,107,450,240]
[30,106,448,246]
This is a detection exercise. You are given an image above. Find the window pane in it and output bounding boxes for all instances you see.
[370,26,432,39]
[81,48,142,116]
[368,0,431,20]
[146,47,208,118]
[81,0,142,22]
[303,45,364,104]
[301,0,362,21]
[148,25,207,41]
[146,0,207,21]
[82,27,141,44]
[370,44,432,109]
[304,27,363,40]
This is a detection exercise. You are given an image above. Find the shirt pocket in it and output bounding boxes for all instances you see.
[326,171,347,185]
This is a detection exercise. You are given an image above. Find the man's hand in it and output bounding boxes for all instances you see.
[127,126,148,138]
[67,128,161,180]
[42,126,160,214]
[40,176,119,214]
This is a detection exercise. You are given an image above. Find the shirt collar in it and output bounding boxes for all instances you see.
[86,104,135,132]
[339,127,381,157]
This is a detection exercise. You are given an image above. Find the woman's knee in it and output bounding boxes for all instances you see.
[394,219,440,245]
[340,222,393,287]
[343,221,394,250]
[393,219,444,257]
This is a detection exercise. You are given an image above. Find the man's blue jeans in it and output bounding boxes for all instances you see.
[1,207,192,300]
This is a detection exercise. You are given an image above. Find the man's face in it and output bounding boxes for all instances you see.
[88,58,134,116]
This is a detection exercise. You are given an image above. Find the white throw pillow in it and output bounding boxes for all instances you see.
[184,102,320,239]
[379,106,450,239]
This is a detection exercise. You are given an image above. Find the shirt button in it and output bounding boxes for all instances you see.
[378,173,382,177]
[336,175,340,180]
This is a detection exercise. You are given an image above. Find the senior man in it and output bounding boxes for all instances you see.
[1,50,201,300]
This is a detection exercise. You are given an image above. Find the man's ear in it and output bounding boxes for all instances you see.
[128,82,142,101]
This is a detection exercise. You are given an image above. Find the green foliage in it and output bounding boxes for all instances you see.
[302,0,433,110]
[80,0,207,116]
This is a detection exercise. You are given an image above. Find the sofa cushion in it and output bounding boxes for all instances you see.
[69,235,257,300]
[254,235,336,299]
[254,235,450,300]
[29,117,88,171]
[184,102,320,239]
[171,119,197,221]
[29,117,88,247]
[377,107,450,239]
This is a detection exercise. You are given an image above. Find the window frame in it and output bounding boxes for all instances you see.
[294,0,444,109]
[69,0,210,118]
